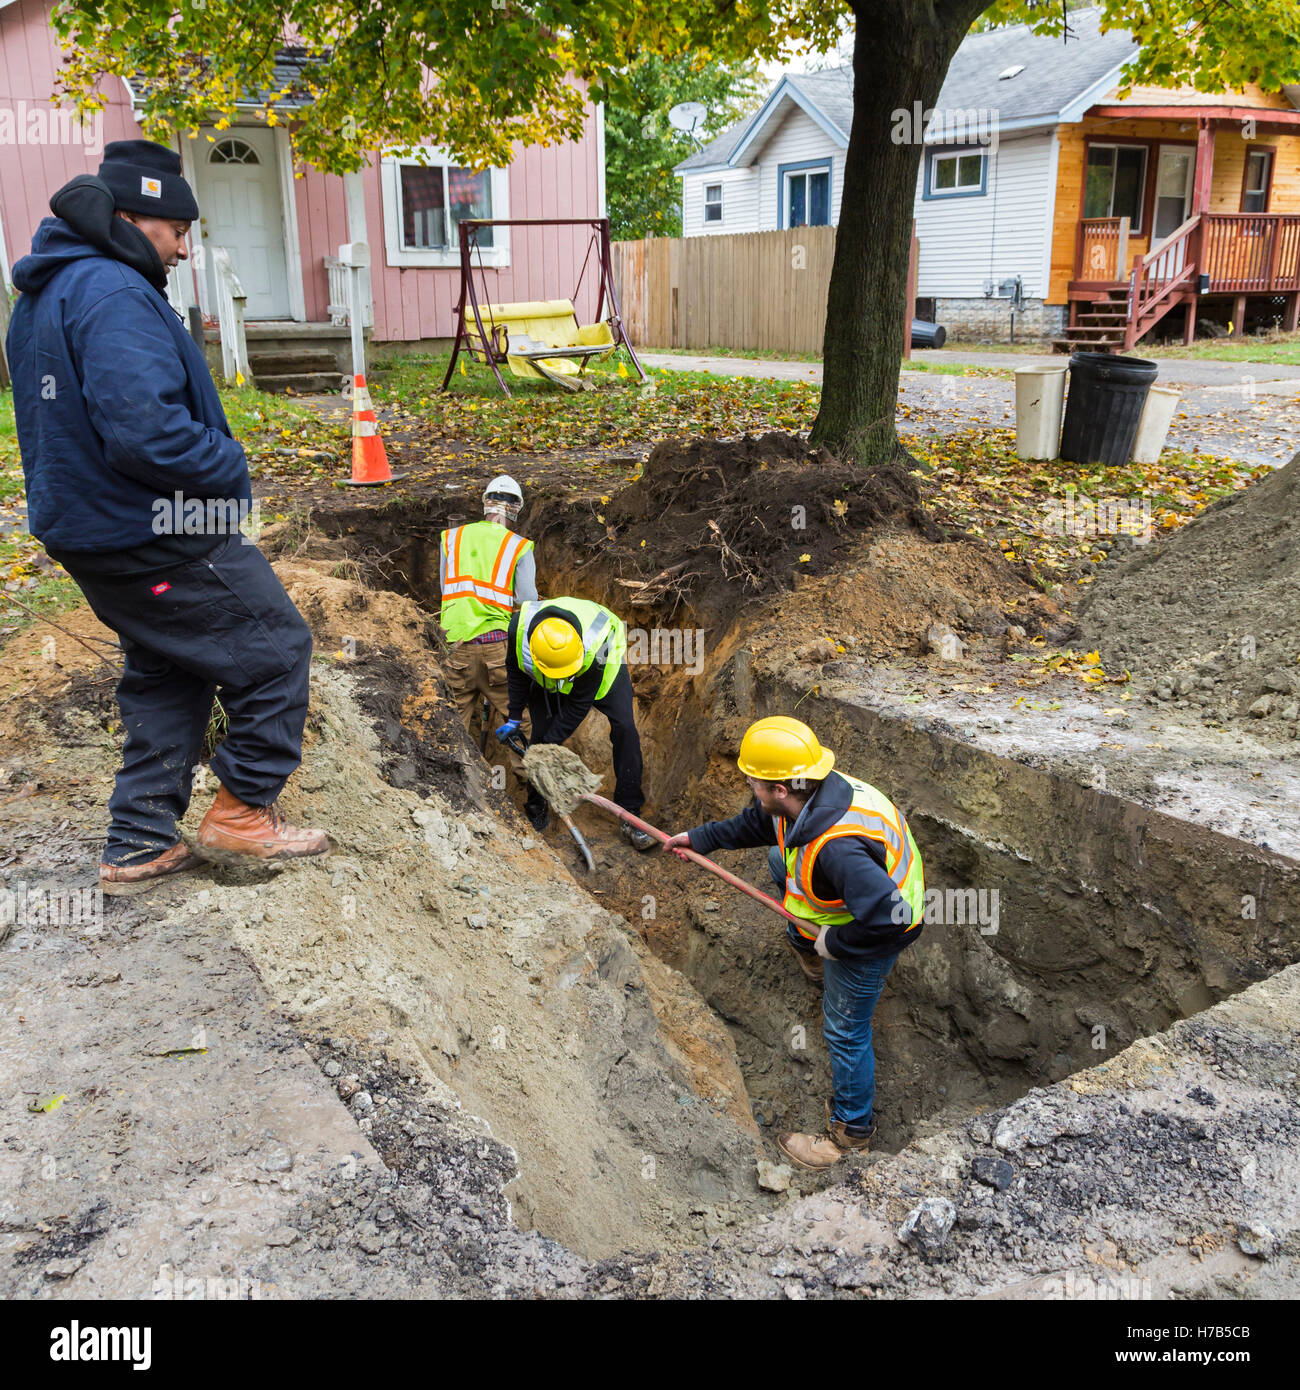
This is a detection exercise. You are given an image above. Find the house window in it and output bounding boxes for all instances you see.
[704,184,723,223]
[927,149,986,197]
[1243,149,1273,213]
[784,165,830,228]
[209,138,260,165]
[1084,144,1147,232]
[381,150,510,267]
[399,164,493,251]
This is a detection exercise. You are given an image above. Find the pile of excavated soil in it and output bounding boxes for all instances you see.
[540,431,934,627]
[1081,453,1300,738]
[521,744,603,814]
[0,570,769,1261]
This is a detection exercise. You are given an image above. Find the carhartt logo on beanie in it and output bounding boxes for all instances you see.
[97,139,199,221]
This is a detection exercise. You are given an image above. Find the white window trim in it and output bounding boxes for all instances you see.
[782,165,831,229]
[704,183,723,223]
[929,149,986,196]
[380,147,510,268]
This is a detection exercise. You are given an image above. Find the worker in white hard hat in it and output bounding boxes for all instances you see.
[438,475,538,769]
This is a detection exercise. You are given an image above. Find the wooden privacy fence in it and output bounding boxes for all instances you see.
[612,227,838,355]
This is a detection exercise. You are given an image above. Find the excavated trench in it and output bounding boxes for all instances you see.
[304,494,1300,1218]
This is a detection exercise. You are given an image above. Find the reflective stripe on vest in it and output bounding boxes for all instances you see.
[777,774,925,940]
[516,598,624,700]
[440,522,531,642]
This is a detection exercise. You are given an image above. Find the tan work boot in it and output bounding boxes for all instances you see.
[786,934,824,984]
[777,1120,876,1171]
[197,785,330,860]
[100,841,201,897]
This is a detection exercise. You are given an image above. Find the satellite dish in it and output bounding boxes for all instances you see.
[667,101,708,144]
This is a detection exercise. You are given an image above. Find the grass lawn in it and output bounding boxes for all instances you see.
[367,348,823,451]
[638,343,1016,378]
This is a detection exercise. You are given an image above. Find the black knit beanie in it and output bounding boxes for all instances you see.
[96,139,199,221]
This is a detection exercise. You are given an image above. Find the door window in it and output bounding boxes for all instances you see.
[785,167,830,227]
[1153,148,1193,241]
[1243,149,1273,213]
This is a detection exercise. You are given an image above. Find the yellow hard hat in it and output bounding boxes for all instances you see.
[737,716,834,782]
[530,617,584,679]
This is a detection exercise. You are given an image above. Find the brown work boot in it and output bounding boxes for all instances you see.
[99,841,201,897]
[777,1120,876,1171]
[786,934,824,984]
[197,785,330,860]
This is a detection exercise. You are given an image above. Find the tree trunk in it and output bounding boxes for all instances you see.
[809,0,988,465]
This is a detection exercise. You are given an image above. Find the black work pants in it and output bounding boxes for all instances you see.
[64,536,313,866]
[525,665,644,815]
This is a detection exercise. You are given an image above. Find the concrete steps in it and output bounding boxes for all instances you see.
[249,347,345,395]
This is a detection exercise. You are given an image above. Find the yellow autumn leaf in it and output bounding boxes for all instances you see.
[798,553,811,563]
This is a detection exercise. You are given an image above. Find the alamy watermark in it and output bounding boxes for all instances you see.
[892,102,1000,152]
[0,101,103,153]
[0,880,103,934]
[894,886,1000,934]
[1041,488,1153,543]
[151,492,262,543]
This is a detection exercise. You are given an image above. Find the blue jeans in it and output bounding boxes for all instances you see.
[769,846,897,1132]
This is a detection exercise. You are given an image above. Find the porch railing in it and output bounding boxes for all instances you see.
[211,247,252,385]
[1200,212,1300,293]
[326,254,373,328]
[1123,215,1201,351]
[1074,216,1130,282]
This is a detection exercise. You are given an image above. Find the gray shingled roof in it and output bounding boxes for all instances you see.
[676,6,1137,173]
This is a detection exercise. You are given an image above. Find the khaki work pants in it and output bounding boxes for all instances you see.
[443,639,527,775]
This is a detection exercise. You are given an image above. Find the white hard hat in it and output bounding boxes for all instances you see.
[483,474,523,506]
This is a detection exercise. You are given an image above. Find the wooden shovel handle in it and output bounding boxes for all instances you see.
[580,793,804,926]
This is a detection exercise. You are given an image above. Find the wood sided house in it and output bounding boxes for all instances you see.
[0,0,607,389]
[675,7,1300,350]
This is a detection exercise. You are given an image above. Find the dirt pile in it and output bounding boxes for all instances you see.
[0,570,771,1261]
[1080,453,1300,737]
[522,744,603,814]
[541,432,932,626]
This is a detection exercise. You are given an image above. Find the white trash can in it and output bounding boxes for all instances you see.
[1015,365,1068,460]
[1131,385,1180,464]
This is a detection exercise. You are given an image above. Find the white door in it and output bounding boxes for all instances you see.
[198,127,290,318]
[1152,147,1194,275]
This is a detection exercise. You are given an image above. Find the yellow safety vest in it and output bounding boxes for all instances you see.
[515,597,625,701]
[777,773,925,941]
[440,520,533,642]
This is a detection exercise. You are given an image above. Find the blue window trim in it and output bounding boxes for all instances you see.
[777,158,833,229]
[923,146,989,201]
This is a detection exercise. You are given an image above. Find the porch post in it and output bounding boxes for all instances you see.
[1192,119,1215,214]
[1232,292,1247,339]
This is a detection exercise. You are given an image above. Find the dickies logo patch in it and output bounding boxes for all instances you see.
[141,176,162,197]
[151,581,171,595]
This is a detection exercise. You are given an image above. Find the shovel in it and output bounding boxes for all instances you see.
[580,793,804,926]
[503,732,597,873]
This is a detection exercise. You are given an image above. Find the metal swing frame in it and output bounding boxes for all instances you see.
[440,217,646,395]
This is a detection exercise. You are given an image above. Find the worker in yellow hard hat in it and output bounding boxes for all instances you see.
[499,595,654,850]
[664,716,925,1170]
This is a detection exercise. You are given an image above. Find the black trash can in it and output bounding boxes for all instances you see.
[910,318,946,350]
[1059,352,1159,466]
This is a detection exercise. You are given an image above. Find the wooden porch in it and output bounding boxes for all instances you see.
[1055,106,1300,352]
[1063,210,1300,351]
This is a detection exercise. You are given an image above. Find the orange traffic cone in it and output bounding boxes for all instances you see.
[346,374,407,486]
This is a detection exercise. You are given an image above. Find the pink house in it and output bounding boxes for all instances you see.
[0,0,607,382]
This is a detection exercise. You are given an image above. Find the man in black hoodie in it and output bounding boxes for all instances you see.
[665,716,926,1169]
[6,140,329,893]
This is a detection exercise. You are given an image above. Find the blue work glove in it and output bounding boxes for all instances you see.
[495,719,522,742]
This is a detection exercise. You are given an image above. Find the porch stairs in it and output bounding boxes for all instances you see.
[1051,289,1130,354]
[204,321,355,394]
